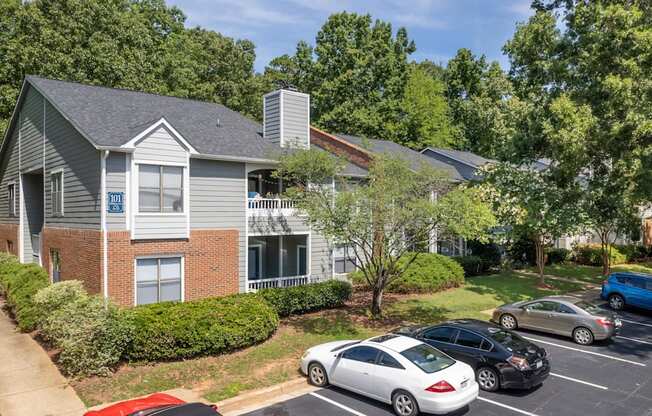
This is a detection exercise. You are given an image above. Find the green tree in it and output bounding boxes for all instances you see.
[0,0,264,135]
[276,149,495,317]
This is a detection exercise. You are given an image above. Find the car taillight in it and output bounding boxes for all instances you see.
[425,380,456,393]
[507,355,530,371]
[596,318,613,327]
[602,280,608,285]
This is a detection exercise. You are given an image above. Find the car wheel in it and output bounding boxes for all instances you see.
[500,313,518,330]
[608,294,625,311]
[573,327,594,345]
[476,367,500,392]
[392,390,419,416]
[308,363,328,387]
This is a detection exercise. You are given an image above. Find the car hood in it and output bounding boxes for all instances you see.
[505,338,547,362]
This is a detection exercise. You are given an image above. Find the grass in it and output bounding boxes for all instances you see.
[72,270,590,407]
[526,262,652,285]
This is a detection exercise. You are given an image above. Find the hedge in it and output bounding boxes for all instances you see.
[125,294,279,361]
[258,280,352,317]
[546,248,571,265]
[452,255,485,277]
[572,244,627,266]
[352,252,464,293]
[0,256,49,331]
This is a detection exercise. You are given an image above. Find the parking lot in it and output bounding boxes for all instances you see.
[243,305,652,416]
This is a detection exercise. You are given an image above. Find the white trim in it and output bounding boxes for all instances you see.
[244,162,249,292]
[18,175,24,263]
[133,160,188,167]
[125,153,131,230]
[41,98,46,267]
[135,212,186,217]
[192,153,279,165]
[306,94,311,146]
[130,153,137,240]
[7,182,16,217]
[101,151,109,299]
[248,244,263,279]
[122,117,198,155]
[133,254,185,306]
[49,167,64,217]
[185,153,190,238]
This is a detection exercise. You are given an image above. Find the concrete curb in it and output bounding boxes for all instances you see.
[216,377,317,416]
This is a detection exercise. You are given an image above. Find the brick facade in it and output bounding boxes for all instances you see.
[107,229,240,306]
[310,127,373,169]
[41,227,102,293]
[0,223,18,255]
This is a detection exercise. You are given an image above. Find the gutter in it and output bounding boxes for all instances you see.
[100,150,109,299]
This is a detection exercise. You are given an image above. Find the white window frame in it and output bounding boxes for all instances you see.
[7,182,16,217]
[50,169,64,216]
[137,164,185,215]
[134,255,184,306]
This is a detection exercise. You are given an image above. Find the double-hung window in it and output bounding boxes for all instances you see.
[139,165,184,213]
[51,171,63,216]
[7,183,15,217]
[136,257,182,305]
[334,244,357,274]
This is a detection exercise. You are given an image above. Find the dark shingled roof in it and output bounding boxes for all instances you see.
[26,76,280,161]
[334,134,465,181]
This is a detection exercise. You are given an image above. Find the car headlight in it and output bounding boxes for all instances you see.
[301,349,312,360]
[507,355,530,371]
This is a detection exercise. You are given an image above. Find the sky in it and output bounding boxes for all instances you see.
[167,0,535,73]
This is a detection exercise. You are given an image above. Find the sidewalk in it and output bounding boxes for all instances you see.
[0,300,86,416]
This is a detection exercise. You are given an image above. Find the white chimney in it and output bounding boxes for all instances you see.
[263,89,310,148]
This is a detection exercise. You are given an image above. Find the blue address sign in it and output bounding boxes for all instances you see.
[107,192,124,213]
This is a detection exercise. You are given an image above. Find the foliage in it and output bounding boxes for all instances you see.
[452,255,485,277]
[507,235,537,267]
[0,0,265,132]
[0,260,49,331]
[467,240,502,269]
[258,280,352,317]
[125,294,278,361]
[617,244,649,263]
[546,248,570,265]
[572,244,627,267]
[40,295,132,377]
[33,280,86,328]
[277,150,495,316]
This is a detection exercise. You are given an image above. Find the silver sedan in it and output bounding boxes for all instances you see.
[491,295,622,345]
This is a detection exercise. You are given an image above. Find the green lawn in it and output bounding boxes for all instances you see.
[527,262,652,285]
[72,271,589,407]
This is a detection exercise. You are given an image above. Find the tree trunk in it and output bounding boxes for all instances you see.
[534,236,545,286]
[371,285,384,318]
[600,230,610,276]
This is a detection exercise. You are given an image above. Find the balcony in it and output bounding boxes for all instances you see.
[248,275,326,291]
[247,197,296,216]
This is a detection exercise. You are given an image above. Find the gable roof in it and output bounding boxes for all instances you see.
[23,76,280,161]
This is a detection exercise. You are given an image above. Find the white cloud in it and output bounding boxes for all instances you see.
[506,0,533,17]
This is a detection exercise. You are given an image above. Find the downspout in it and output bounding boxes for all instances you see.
[101,150,109,299]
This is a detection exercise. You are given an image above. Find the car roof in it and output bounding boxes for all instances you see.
[363,334,423,353]
[431,319,502,336]
[538,295,582,303]
[613,272,652,279]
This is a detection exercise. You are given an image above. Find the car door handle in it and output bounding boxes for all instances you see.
[363,372,369,376]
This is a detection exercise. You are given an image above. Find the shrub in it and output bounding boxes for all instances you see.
[507,237,536,266]
[452,255,485,277]
[616,244,648,262]
[0,262,49,331]
[33,280,87,330]
[352,253,464,293]
[40,295,132,377]
[546,248,571,265]
[572,244,627,266]
[258,280,352,317]
[125,294,279,361]
[467,240,502,269]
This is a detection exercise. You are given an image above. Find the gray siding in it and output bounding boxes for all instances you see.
[133,214,186,239]
[19,88,44,172]
[282,92,309,148]
[106,152,126,230]
[189,158,247,293]
[311,232,332,280]
[0,126,20,223]
[263,92,281,144]
[133,126,188,164]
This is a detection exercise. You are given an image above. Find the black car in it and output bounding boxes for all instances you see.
[393,319,550,392]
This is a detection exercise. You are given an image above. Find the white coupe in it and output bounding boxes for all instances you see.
[300,334,479,416]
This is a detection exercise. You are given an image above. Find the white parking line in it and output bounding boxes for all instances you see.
[309,392,367,416]
[621,319,652,328]
[616,335,652,346]
[550,372,608,390]
[522,336,647,367]
[477,397,540,416]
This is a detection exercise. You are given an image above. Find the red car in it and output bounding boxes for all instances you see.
[84,393,221,416]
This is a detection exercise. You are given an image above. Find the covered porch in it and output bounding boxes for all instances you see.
[247,234,313,291]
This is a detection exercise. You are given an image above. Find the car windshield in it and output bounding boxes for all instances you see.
[486,328,529,351]
[400,344,455,374]
[573,300,602,315]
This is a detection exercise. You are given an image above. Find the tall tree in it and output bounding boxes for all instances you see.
[0,0,264,135]
[503,1,652,274]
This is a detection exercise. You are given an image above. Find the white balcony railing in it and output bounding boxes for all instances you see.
[248,275,326,292]
[247,198,296,216]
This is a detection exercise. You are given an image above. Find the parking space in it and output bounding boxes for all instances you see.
[243,307,652,416]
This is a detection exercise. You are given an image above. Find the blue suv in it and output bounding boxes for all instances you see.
[601,272,652,311]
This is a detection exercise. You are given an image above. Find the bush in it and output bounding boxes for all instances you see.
[258,280,352,317]
[125,294,279,361]
[616,244,648,262]
[452,255,485,277]
[467,240,502,269]
[40,295,132,377]
[507,237,536,266]
[33,280,87,330]
[546,248,571,265]
[351,253,465,293]
[572,244,627,266]
[0,261,50,331]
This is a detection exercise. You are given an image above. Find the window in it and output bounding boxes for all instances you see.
[341,346,379,364]
[378,352,404,369]
[525,301,558,312]
[334,244,357,274]
[480,339,493,351]
[139,165,184,213]
[627,277,646,289]
[7,183,15,217]
[50,171,63,216]
[401,344,455,374]
[557,303,575,314]
[454,329,484,349]
[50,249,61,283]
[136,257,182,305]
[423,327,457,343]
